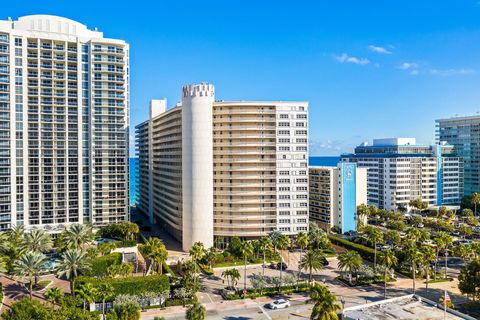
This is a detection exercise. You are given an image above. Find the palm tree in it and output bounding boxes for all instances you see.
[308,223,328,250]
[356,204,370,229]
[56,249,90,296]
[238,240,254,290]
[378,250,397,298]
[419,245,436,294]
[309,284,341,320]
[13,252,46,299]
[95,283,114,319]
[44,287,64,307]
[299,249,325,282]
[189,241,204,289]
[23,229,52,253]
[221,268,240,290]
[438,232,453,279]
[337,251,362,284]
[471,192,480,216]
[406,248,423,294]
[76,283,97,313]
[186,300,206,320]
[139,237,168,274]
[296,232,309,283]
[62,224,92,250]
[0,232,25,273]
[0,257,6,275]
[258,236,272,279]
[268,230,282,253]
[367,228,383,272]
[276,234,290,289]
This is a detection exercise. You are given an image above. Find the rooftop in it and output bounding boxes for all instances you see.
[343,295,475,320]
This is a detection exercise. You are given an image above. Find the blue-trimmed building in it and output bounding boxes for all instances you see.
[340,138,462,211]
[309,163,367,233]
[436,116,480,196]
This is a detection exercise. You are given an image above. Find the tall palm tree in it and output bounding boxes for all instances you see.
[23,229,52,253]
[258,236,272,279]
[296,232,309,283]
[268,230,282,253]
[308,223,328,250]
[13,252,46,299]
[56,249,90,296]
[44,287,64,307]
[139,237,168,274]
[238,240,254,290]
[356,204,370,229]
[438,232,453,279]
[337,251,362,284]
[471,192,480,216]
[76,283,97,313]
[276,234,290,288]
[299,249,325,282]
[406,248,423,294]
[367,229,383,272]
[221,268,240,290]
[95,283,114,320]
[378,250,397,298]
[309,284,341,320]
[62,224,92,250]
[189,241,204,289]
[0,232,25,273]
[420,245,436,294]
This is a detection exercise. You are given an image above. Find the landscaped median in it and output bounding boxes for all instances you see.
[328,234,375,261]
[222,282,311,300]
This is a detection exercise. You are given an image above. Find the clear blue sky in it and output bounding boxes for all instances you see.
[4,0,480,155]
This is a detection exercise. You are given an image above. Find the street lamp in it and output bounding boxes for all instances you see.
[340,296,345,319]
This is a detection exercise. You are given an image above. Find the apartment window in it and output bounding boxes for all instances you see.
[279,114,289,119]
[14,38,22,46]
[278,130,290,135]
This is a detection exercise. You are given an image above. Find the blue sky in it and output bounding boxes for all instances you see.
[4,0,480,155]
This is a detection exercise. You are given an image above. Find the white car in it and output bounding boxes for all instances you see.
[266,299,290,309]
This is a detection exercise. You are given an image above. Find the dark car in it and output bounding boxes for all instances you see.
[277,262,288,270]
[270,262,277,269]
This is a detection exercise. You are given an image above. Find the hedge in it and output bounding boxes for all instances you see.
[86,253,122,276]
[328,235,375,262]
[76,274,170,300]
[223,282,310,300]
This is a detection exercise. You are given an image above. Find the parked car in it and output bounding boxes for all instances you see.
[92,238,116,245]
[277,262,288,270]
[266,299,290,310]
[270,262,277,269]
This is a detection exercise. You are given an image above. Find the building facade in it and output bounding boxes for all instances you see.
[0,15,129,232]
[136,83,309,251]
[341,138,462,211]
[309,163,367,233]
[436,116,480,196]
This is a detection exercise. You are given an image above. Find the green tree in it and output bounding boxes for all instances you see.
[112,301,141,320]
[238,240,254,290]
[202,247,216,270]
[299,249,326,282]
[76,283,97,313]
[13,252,45,299]
[458,259,480,301]
[23,229,52,253]
[189,241,204,290]
[1,298,53,320]
[366,228,383,272]
[356,204,370,229]
[409,198,428,213]
[186,300,206,320]
[296,232,309,284]
[221,268,240,290]
[308,223,330,250]
[94,283,115,319]
[139,237,168,275]
[276,234,290,289]
[385,230,401,245]
[378,250,397,298]
[62,224,93,250]
[439,232,453,279]
[44,287,64,307]
[268,230,282,253]
[337,251,362,284]
[471,192,480,216]
[406,248,423,294]
[419,245,436,294]
[258,236,273,279]
[309,284,340,320]
[56,249,90,296]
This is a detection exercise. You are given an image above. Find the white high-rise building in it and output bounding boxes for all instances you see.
[341,138,463,211]
[136,83,309,251]
[0,15,130,232]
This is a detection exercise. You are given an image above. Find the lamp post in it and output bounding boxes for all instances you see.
[340,296,345,319]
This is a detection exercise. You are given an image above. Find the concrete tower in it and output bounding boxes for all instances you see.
[181,83,215,251]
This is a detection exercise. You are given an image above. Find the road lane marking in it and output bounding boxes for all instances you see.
[258,304,272,320]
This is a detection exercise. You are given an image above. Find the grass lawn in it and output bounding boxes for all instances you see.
[426,277,454,284]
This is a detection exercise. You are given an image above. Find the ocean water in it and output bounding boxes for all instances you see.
[309,156,340,167]
[129,158,139,205]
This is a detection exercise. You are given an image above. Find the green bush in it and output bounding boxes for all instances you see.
[76,274,170,300]
[197,262,214,276]
[162,261,175,277]
[87,252,122,276]
[328,235,375,262]
[223,282,310,300]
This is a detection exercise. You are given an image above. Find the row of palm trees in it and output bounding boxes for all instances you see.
[0,224,93,299]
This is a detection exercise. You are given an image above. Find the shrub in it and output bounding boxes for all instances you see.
[197,262,214,276]
[76,274,170,300]
[162,261,175,277]
[328,235,375,262]
[87,252,122,276]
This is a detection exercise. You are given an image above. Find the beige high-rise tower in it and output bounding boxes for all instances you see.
[136,83,309,251]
